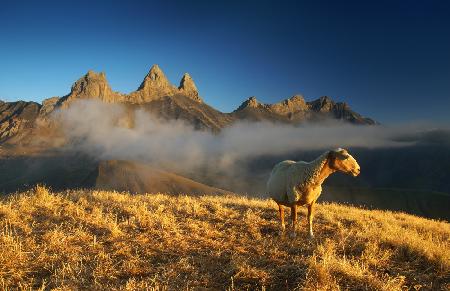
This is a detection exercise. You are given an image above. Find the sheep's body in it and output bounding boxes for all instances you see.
[267,151,328,206]
[267,149,360,238]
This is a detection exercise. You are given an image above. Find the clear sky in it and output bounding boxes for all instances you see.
[1,0,449,123]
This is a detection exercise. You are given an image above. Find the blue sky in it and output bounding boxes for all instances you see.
[1,0,449,123]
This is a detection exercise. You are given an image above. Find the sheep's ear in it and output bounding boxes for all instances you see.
[340,149,349,155]
[337,152,350,160]
[329,150,349,160]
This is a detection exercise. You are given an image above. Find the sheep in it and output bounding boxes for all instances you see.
[266,148,360,238]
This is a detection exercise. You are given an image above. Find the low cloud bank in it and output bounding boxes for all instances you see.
[55,99,449,190]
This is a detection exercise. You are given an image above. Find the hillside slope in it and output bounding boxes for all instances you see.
[0,155,230,196]
[1,187,448,290]
[94,160,231,195]
[0,100,41,143]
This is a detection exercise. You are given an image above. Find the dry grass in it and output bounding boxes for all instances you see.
[0,186,449,290]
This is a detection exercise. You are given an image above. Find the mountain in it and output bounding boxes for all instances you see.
[58,70,124,107]
[0,65,375,144]
[0,100,41,144]
[125,64,204,104]
[231,95,376,124]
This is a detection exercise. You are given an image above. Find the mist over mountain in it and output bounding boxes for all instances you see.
[0,65,375,145]
[0,65,449,220]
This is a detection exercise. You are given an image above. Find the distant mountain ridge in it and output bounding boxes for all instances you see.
[0,64,376,144]
[232,95,375,124]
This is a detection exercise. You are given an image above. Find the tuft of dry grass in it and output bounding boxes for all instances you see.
[0,186,449,290]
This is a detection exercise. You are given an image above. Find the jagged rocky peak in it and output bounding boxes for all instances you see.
[236,96,263,111]
[178,73,202,103]
[70,70,111,96]
[270,94,308,114]
[127,64,177,103]
[58,70,124,107]
[309,96,335,112]
[138,64,174,91]
[288,94,307,105]
[335,101,350,110]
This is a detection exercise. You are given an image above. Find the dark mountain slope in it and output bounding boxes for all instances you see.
[94,160,230,195]
[135,94,233,132]
[0,153,230,196]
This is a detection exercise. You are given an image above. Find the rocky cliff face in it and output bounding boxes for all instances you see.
[126,65,177,103]
[270,95,308,115]
[0,101,41,143]
[0,64,376,145]
[126,65,202,103]
[39,97,60,117]
[178,73,202,103]
[58,70,125,107]
[52,65,203,108]
[236,96,264,110]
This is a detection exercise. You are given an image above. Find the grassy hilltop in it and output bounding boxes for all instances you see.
[1,186,449,290]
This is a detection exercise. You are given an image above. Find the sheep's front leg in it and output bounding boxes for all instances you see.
[290,204,298,238]
[277,203,286,234]
[307,202,315,238]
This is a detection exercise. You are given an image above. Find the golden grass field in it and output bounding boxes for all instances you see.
[0,186,449,290]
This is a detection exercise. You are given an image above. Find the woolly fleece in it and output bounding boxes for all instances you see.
[266,151,330,204]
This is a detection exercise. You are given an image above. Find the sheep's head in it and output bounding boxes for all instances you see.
[328,148,360,177]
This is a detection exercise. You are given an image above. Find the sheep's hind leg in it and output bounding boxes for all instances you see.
[307,202,315,239]
[290,204,298,238]
[277,203,286,235]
